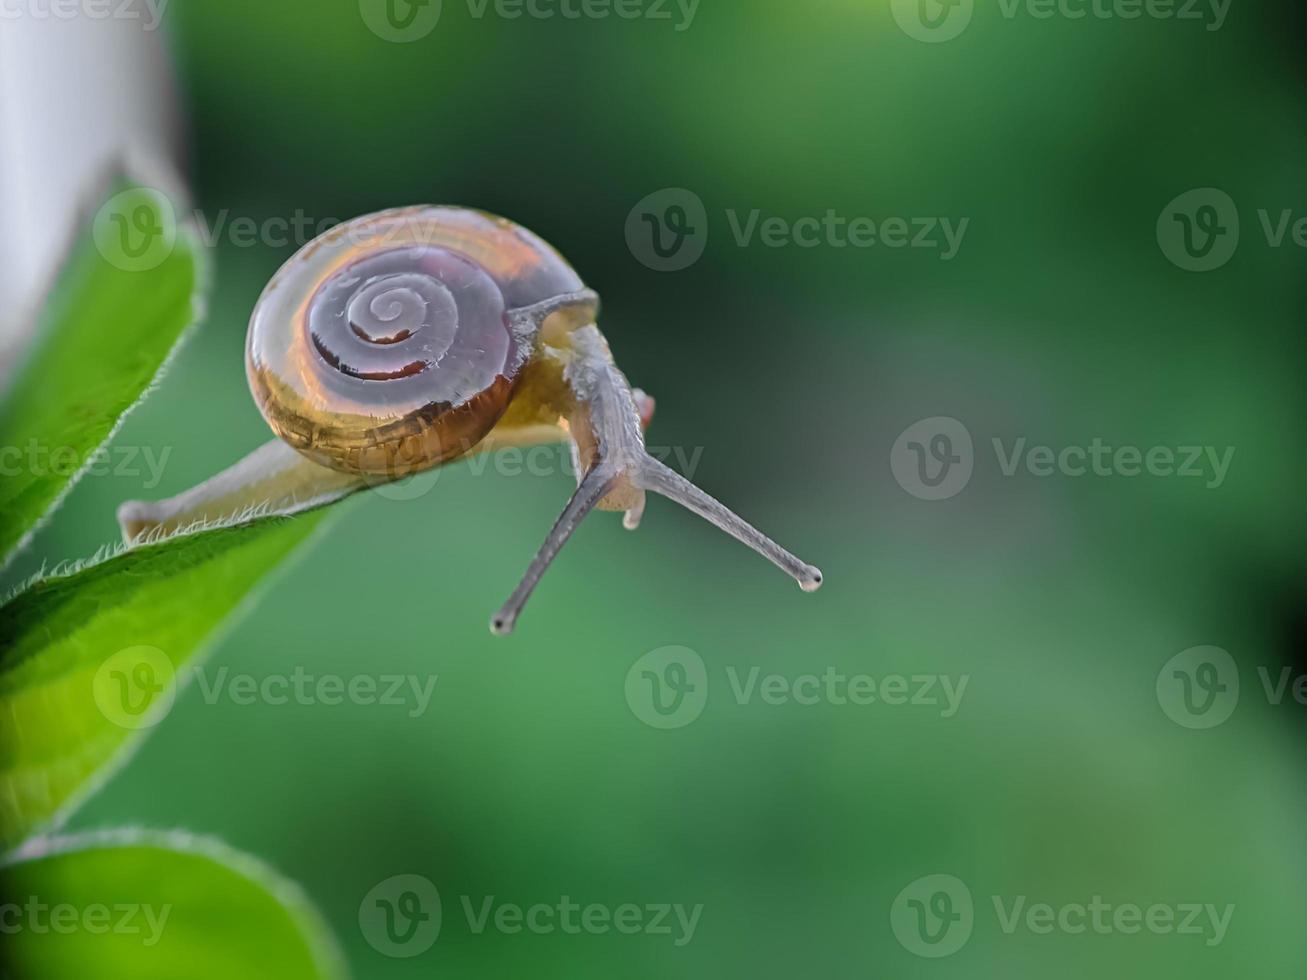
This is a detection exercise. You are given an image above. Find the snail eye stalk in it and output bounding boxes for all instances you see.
[634,457,824,592]
[490,326,822,635]
[490,465,617,636]
[489,451,822,635]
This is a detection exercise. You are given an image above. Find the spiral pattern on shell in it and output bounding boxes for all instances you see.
[307,246,509,388]
[246,207,591,478]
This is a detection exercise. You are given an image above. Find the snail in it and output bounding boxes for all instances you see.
[117,206,823,634]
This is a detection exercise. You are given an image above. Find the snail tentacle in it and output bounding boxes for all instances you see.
[490,462,618,636]
[631,457,823,592]
[490,325,823,634]
[506,288,599,330]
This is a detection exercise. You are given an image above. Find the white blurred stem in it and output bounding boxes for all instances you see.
[0,12,181,379]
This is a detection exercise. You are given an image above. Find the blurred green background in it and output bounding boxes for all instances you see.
[5,0,1307,976]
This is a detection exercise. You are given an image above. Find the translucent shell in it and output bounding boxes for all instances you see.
[246,207,590,477]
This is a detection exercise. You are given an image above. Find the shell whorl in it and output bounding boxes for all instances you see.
[246,207,591,477]
[305,245,511,391]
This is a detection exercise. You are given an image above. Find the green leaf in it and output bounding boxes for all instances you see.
[0,829,346,979]
[0,179,205,570]
[0,509,340,853]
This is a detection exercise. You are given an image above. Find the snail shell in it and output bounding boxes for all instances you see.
[247,206,594,477]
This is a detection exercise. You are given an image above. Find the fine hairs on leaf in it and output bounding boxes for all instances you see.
[0,175,348,978]
[0,171,207,572]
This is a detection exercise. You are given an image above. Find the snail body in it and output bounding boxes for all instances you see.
[119,207,822,633]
